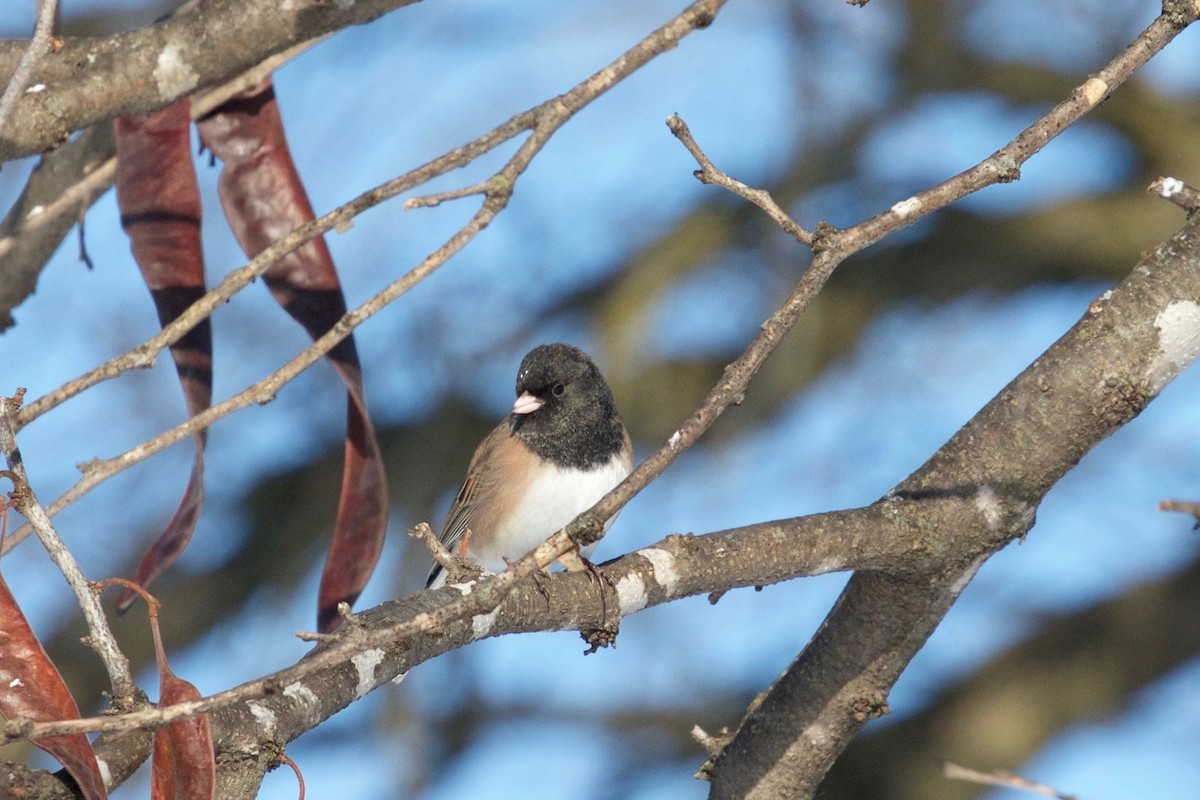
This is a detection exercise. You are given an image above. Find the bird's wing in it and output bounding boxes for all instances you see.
[427,422,508,586]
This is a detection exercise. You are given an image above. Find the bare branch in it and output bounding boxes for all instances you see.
[0,38,324,331]
[944,762,1080,800]
[1159,498,1200,527]
[0,0,421,161]
[1148,176,1200,215]
[824,7,1197,255]
[0,503,920,741]
[403,177,499,210]
[701,5,1200,794]
[666,114,814,246]
[0,0,59,139]
[0,393,137,703]
[407,522,457,574]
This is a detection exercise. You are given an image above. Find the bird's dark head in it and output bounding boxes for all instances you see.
[509,344,621,464]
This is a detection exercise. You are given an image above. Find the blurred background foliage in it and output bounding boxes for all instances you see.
[2,0,1199,797]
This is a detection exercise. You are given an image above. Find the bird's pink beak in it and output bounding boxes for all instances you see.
[512,391,544,415]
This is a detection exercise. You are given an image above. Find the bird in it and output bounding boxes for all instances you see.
[426,343,633,589]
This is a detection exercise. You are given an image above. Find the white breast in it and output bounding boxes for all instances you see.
[470,451,631,572]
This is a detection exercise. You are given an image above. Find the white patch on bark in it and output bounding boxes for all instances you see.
[616,573,648,615]
[891,197,921,218]
[1158,177,1184,198]
[1082,77,1109,106]
[248,700,277,732]
[812,558,842,575]
[472,605,500,639]
[283,681,318,708]
[637,547,679,595]
[974,484,1003,530]
[948,554,987,598]
[96,757,112,788]
[1147,300,1200,394]
[154,42,199,98]
[352,648,386,698]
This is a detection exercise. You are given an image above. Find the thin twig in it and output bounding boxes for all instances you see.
[12,0,722,436]
[0,393,137,702]
[5,201,501,551]
[1159,498,1200,528]
[666,115,813,246]
[672,8,1191,263]
[0,0,59,139]
[944,762,1079,800]
[407,522,456,572]
[403,178,497,210]
[1148,176,1200,215]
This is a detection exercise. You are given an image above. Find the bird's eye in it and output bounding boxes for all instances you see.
[552,383,566,396]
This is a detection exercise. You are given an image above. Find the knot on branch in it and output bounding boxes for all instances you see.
[992,154,1021,183]
[566,511,605,548]
[1162,0,1200,27]
[1095,373,1150,427]
[851,692,890,722]
[810,221,841,253]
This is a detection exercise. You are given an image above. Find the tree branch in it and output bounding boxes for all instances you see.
[943,762,1078,800]
[705,210,1200,797]
[821,554,1200,798]
[0,38,323,331]
[0,0,59,140]
[0,0,422,161]
[0,393,138,703]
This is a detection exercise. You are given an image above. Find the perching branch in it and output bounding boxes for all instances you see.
[2,0,732,554]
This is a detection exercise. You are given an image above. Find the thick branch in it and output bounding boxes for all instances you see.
[0,0,59,140]
[822,555,1200,799]
[705,212,1200,797]
[0,0,420,161]
[0,39,321,331]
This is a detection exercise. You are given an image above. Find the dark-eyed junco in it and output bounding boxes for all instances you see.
[426,343,633,589]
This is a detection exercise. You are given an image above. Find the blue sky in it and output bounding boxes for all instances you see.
[2,1,1199,797]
